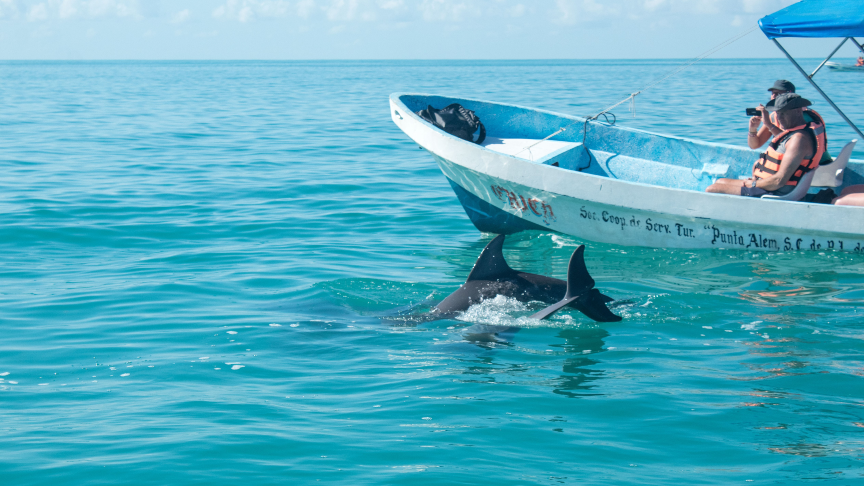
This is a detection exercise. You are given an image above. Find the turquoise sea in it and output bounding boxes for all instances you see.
[2,59,863,485]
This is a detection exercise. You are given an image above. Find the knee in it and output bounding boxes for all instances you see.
[834,195,864,206]
[706,182,733,194]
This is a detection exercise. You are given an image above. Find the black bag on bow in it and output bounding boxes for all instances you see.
[416,103,486,144]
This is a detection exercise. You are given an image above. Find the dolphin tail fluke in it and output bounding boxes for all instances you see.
[530,245,621,322]
[465,234,516,282]
[574,289,623,322]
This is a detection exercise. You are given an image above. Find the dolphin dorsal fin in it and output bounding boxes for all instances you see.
[466,235,516,282]
[564,245,595,299]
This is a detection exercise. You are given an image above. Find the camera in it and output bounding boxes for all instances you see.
[745,108,761,116]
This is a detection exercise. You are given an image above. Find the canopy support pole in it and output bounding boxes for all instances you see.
[773,38,864,140]
[851,37,864,55]
[809,37,847,78]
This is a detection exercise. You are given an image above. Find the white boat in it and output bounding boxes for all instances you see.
[390,1,864,253]
[826,61,864,72]
[390,93,864,252]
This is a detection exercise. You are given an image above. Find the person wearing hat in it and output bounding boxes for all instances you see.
[746,80,793,149]
[708,93,824,198]
[748,79,831,164]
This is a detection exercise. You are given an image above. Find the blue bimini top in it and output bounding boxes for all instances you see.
[759,0,864,39]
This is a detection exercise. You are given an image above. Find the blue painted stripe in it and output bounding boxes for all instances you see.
[446,178,549,235]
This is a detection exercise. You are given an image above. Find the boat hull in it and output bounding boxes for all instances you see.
[439,156,864,251]
[826,62,864,72]
[391,93,864,252]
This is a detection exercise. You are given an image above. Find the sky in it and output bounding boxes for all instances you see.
[0,0,861,60]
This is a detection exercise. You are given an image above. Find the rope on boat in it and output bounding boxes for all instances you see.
[519,25,760,166]
[584,25,756,170]
[513,127,567,159]
[588,24,759,122]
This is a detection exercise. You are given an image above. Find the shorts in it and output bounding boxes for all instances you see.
[740,180,794,198]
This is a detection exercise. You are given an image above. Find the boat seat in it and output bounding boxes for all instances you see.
[760,139,857,201]
[481,137,579,163]
[760,170,815,201]
[811,139,857,187]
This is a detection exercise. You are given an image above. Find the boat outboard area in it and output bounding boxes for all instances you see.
[390,92,864,252]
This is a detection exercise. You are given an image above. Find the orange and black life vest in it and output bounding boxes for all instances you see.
[752,121,825,187]
[770,108,829,164]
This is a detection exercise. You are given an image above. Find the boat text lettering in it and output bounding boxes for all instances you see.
[602,211,628,230]
[748,233,778,250]
[710,225,778,249]
[675,223,695,238]
[526,200,864,252]
[783,237,804,251]
[645,218,671,234]
[580,207,641,231]
[491,185,556,225]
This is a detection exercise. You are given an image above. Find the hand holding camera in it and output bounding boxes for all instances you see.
[746,104,766,131]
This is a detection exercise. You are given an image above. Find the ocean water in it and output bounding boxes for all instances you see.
[1,59,863,485]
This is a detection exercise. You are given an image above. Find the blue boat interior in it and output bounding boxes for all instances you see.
[394,93,864,193]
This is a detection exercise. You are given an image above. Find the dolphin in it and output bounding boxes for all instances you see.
[433,235,621,322]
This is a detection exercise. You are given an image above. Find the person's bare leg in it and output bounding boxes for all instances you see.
[831,185,864,205]
[833,194,864,206]
[706,178,748,195]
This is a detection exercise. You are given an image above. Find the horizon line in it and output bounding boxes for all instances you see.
[0,57,836,62]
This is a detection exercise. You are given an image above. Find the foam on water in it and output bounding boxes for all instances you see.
[455,295,532,325]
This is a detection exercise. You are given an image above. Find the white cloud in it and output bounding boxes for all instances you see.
[377,0,402,9]
[27,2,47,21]
[326,0,359,21]
[554,0,617,25]
[689,0,722,15]
[0,0,146,21]
[296,0,315,19]
[741,0,793,14]
[171,8,190,24]
[238,5,253,22]
[643,0,665,11]
[212,0,291,22]
[553,0,796,23]
[75,0,138,18]
[640,0,796,16]
[0,0,801,29]
[257,0,290,17]
[57,0,75,18]
[418,0,478,22]
[0,0,20,19]
[507,4,526,18]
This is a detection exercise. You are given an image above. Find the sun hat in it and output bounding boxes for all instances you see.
[768,79,796,92]
[766,93,812,112]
